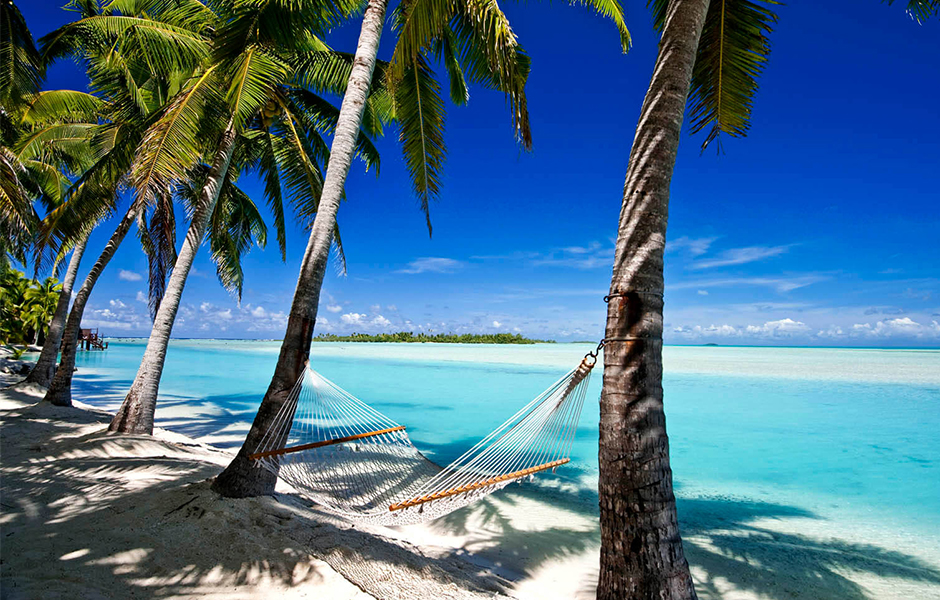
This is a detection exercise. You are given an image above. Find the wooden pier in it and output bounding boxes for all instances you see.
[79,328,108,350]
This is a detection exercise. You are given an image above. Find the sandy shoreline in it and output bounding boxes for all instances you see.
[3,351,940,599]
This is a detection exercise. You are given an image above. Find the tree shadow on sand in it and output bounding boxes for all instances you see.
[4,401,939,600]
[0,402,514,600]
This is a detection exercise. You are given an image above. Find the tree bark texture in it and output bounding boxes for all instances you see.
[22,236,88,388]
[597,0,709,598]
[109,123,237,435]
[212,0,388,497]
[42,207,139,407]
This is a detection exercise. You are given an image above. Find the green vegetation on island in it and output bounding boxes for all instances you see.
[313,332,554,344]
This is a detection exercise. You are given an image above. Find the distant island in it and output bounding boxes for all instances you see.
[313,332,554,344]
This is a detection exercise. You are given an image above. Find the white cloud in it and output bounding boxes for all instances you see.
[397,257,463,274]
[372,315,391,328]
[474,241,614,270]
[691,245,791,270]
[817,326,845,338]
[251,306,266,318]
[673,324,742,338]
[492,320,502,328]
[326,304,343,313]
[370,304,381,313]
[666,236,718,257]
[745,318,810,337]
[135,291,147,303]
[529,241,614,270]
[217,309,232,320]
[697,290,709,296]
[118,269,142,282]
[671,275,826,293]
[849,317,939,339]
[109,299,126,309]
[341,312,366,325]
[386,305,398,312]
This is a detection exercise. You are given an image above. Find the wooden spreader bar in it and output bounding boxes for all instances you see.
[248,425,407,460]
[388,458,570,512]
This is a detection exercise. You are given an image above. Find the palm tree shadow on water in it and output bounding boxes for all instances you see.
[413,438,940,600]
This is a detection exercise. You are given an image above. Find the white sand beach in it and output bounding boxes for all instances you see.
[3,350,940,600]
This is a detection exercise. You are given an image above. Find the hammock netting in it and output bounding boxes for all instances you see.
[250,357,594,525]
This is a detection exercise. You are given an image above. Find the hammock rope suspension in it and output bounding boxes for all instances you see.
[250,350,597,525]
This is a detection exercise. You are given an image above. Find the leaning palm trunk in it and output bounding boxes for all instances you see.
[43,207,139,406]
[597,0,708,598]
[212,0,388,497]
[22,236,88,388]
[109,123,237,434]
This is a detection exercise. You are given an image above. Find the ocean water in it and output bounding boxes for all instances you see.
[64,341,940,555]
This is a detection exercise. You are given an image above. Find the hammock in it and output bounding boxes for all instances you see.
[249,353,596,525]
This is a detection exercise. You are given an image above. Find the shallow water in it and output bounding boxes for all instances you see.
[64,341,940,563]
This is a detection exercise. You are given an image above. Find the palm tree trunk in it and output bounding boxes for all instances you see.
[109,123,237,435]
[596,0,708,598]
[212,0,388,497]
[43,206,139,407]
[22,236,88,388]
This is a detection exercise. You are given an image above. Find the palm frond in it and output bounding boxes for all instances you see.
[223,47,290,129]
[331,220,347,277]
[687,0,779,151]
[258,129,288,260]
[206,174,267,300]
[436,30,469,105]
[389,0,454,85]
[271,102,326,228]
[14,123,99,162]
[884,0,940,23]
[284,89,381,171]
[22,90,104,125]
[0,147,36,242]
[137,190,177,320]
[40,14,210,75]
[395,53,445,236]
[450,2,532,147]
[0,0,44,107]
[131,67,221,212]
[565,0,630,51]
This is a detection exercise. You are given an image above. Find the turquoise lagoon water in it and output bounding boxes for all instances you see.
[67,341,940,547]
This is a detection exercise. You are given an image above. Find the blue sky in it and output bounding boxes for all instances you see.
[18,1,940,346]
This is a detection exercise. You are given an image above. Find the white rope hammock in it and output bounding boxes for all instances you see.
[250,354,595,525]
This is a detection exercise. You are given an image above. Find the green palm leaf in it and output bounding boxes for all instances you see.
[21,90,103,126]
[687,0,780,151]
[137,190,177,319]
[0,0,44,107]
[40,15,210,75]
[224,47,291,129]
[884,0,940,23]
[131,67,222,212]
[396,53,446,236]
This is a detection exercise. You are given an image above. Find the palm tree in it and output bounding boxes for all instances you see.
[38,0,217,406]
[14,87,104,387]
[109,0,385,433]
[1,1,104,385]
[212,0,630,497]
[23,276,60,344]
[596,1,938,598]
